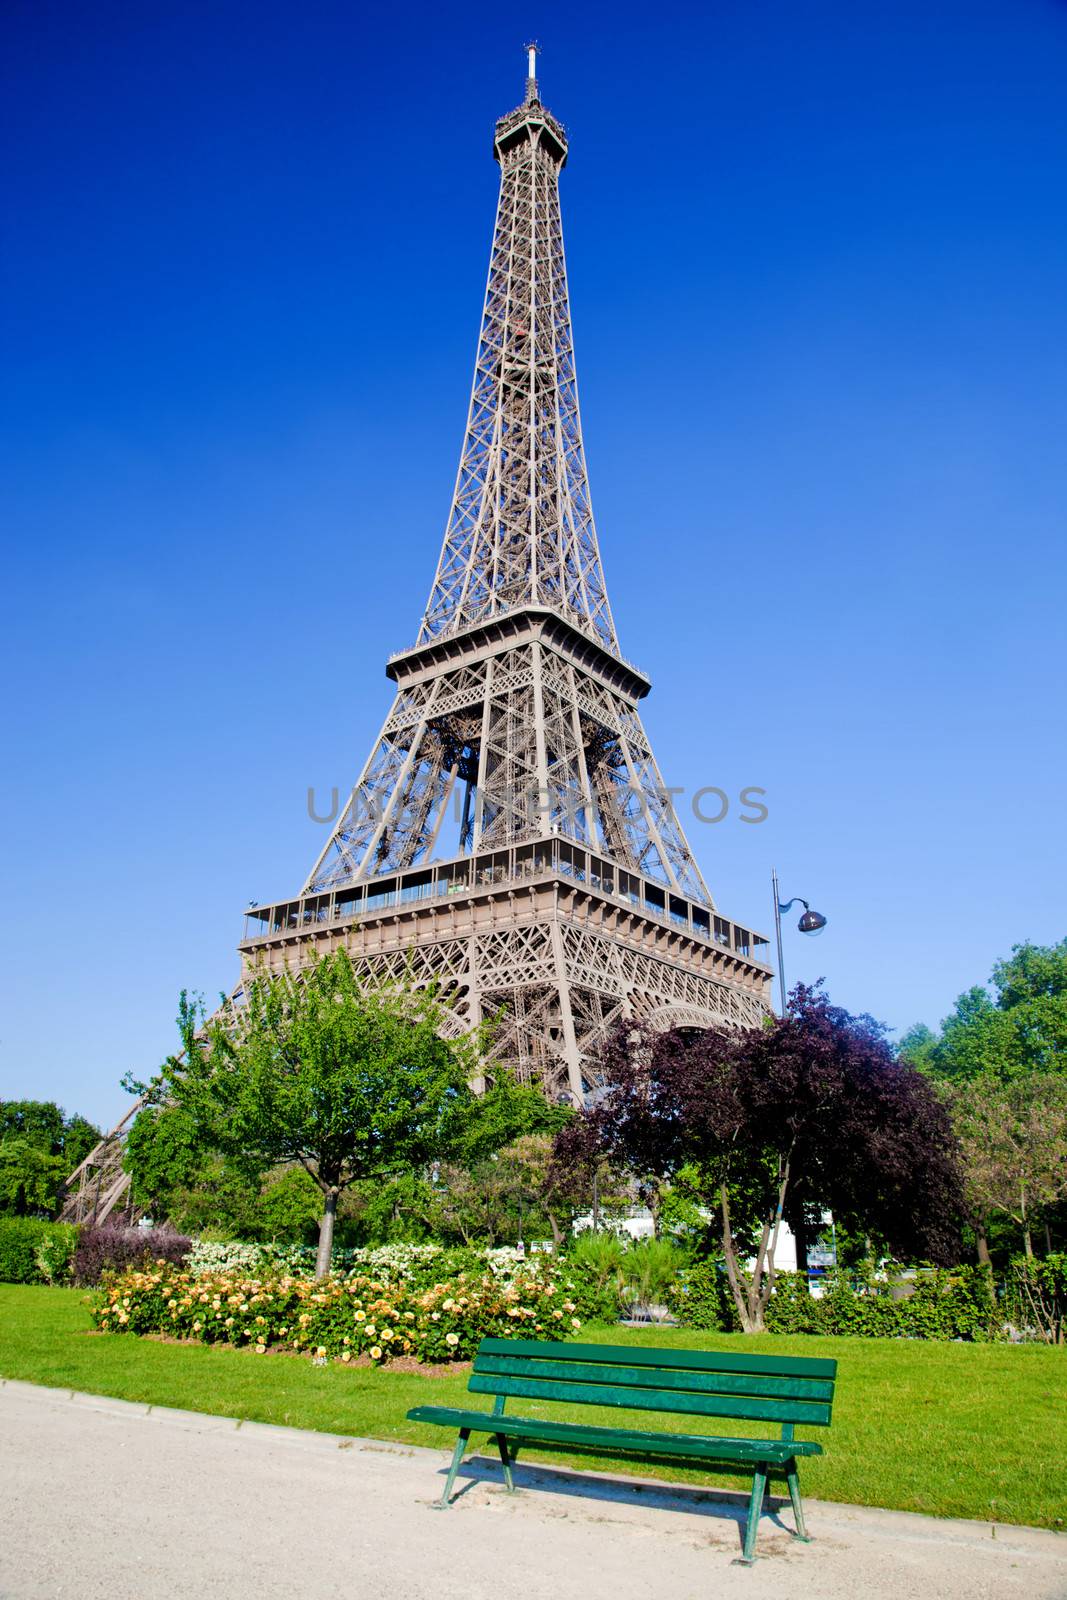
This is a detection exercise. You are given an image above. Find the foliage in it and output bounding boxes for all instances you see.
[1003,1252,1067,1343]
[130,956,508,1275]
[0,1218,79,1284]
[667,1260,1000,1340]
[556,986,964,1331]
[565,1231,626,1319]
[664,1258,736,1330]
[428,1134,563,1248]
[619,1236,685,1318]
[0,1100,100,1218]
[90,1260,586,1363]
[900,939,1067,1087]
[124,1104,211,1218]
[72,1225,192,1286]
[950,1071,1067,1258]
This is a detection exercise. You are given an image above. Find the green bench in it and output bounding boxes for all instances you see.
[407,1336,837,1565]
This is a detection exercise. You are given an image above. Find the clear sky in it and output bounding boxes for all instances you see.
[2,0,1065,1129]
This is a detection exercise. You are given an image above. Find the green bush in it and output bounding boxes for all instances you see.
[0,1218,79,1284]
[1003,1253,1067,1342]
[668,1260,1001,1340]
[621,1237,686,1317]
[665,1258,735,1330]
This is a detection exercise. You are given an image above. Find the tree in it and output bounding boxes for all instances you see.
[900,939,1067,1258]
[951,1071,1067,1258]
[0,1100,100,1217]
[900,939,1067,1085]
[131,952,547,1275]
[554,987,964,1332]
[124,1104,209,1219]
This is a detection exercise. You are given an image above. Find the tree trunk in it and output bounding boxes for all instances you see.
[719,1182,763,1333]
[315,1189,338,1279]
[547,1211,563,1250]
[976,1231,992,1268]
[1021,1184,1033,1258]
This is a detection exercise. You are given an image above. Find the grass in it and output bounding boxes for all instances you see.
[2,1284,1065,1530]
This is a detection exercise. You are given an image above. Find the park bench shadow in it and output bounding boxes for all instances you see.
[444,1448,798,1553]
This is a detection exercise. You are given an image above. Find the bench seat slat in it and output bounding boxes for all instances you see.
[407,1405,823,1462]
[473,1353,834,1405]
[477,1337,837,1381]
[467,1372,832,1427]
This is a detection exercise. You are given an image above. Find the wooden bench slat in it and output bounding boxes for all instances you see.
[407,1405,824,1462]
[473,1353,835,1405]
[477,1336,837,1381]
[467,1371,833,1427]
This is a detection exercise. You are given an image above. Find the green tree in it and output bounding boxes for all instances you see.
[951,1071,1067,1259]
[124,1104,208,1219]
[0,1100,100,1217]
[901,939,1067,1084]
[131,953,544,1275]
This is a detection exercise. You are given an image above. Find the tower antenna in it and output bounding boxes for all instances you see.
[524,40,540,103]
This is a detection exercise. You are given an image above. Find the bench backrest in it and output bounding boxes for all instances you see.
[469,1338,837,1434]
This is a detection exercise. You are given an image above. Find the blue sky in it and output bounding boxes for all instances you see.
[2,0,1065,1128]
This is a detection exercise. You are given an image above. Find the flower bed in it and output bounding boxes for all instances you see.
[91,1261,584,1364]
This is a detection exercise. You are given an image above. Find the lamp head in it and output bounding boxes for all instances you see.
[797,907,828,935]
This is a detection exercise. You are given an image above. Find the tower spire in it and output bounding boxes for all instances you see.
[419,58,617,655]
[525,40,540,103]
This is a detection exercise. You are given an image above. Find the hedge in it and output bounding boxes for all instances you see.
[667,1262,1002,1340]
[0,1218,79,1285]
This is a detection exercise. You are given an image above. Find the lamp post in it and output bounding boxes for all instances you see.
[771,868,828,1015]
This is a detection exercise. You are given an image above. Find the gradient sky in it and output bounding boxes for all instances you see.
[2,0,1066,1128]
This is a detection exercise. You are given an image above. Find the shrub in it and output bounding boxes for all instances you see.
[565,1231,625,1320]
[72,1225,192,1286]
[0,1218,79,1284]
[665,1258,735,1330]
[91,1261,587,1364]
[1003,1253,1067,1342]
[667,1261,1001,1340]
[621,1237,685,1318]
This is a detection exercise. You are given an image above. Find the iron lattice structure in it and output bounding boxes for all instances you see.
[63,54,771,1224]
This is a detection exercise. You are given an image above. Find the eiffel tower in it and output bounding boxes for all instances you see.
[63,49,771,1223]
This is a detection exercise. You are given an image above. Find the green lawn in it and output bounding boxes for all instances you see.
[2,1284,1064,1530]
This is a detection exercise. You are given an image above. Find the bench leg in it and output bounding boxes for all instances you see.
[436,1428,471,1508]
[732,1464,767,1566]
[785,1458,812,1542]
[495,1434,516,1492]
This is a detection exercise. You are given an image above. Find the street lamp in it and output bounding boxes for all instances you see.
[771,867,828,1015]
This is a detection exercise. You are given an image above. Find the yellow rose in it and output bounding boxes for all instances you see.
[354,1310,366,1321]
[369,1346,382,1361]
[255,1343,266,1355]
[341,1350,352,1363]
[445,1332,459,1347]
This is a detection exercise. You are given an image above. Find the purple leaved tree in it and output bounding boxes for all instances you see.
[554,985,964,1332]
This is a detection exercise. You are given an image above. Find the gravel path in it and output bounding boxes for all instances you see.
[2,1378,1064,1600]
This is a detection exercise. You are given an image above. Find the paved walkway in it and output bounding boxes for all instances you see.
[1,1378,1064,1600]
